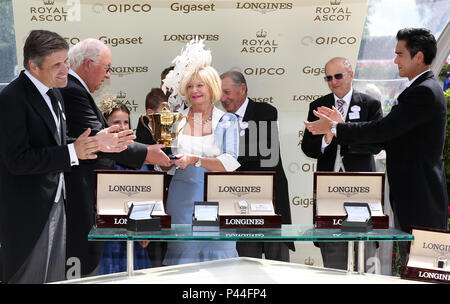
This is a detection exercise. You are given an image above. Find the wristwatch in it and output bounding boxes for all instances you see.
[194,156,202,167]
[238,200,248,214]
[330,122,338,136]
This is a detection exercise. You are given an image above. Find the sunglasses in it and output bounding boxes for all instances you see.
[324,72,349,82]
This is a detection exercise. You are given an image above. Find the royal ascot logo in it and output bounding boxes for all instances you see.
[301,35,357,46]
[291,94,323,102]
[217,185,261,198]
[241,29,279,54]
[163,33,220,43]
[302,66,325,77]
[244,67,286,76]
[314,0,352,22]
[29,0,80,22]
[110,66,149,78]
[115,90,139,112]
[169,2,216,13]
[92,2,152,14]
[235,2,293,14]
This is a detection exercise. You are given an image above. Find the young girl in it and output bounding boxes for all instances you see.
[98,100,152,274]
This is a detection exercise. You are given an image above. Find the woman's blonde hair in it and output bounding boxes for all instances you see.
[179,65,222,105]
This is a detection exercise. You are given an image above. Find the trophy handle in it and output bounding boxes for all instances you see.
[140,115,153,134]
[174,114,187,138]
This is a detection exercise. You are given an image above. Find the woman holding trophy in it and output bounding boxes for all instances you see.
[161,40,240,265]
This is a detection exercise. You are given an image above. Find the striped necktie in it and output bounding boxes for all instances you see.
[336,99,345,117]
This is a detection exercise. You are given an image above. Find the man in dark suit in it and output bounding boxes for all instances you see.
[0,30,134,284]
[220,70,294,262]
[60,38,171,277]
[301,57,383,271]
[305,28,448,264]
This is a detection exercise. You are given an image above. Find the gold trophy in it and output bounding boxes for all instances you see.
[140,101,185,159]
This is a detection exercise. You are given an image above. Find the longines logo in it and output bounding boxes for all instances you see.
[302,66,325,76]
[327,186,370,198]
[115,90,139,112]
[163,34,219,43]
[110,66,149,78]
[291,94,323,102]
[244,67,286,76]
[29,0,80,22]
[418,271,450,281]
[108,184,152,197]
[301,36,357,46]
[92,3,152,14]
[225,218,265,225]
[236,2,293,14]
[170,2,216,13]
[314,0,352,22]
[241,29,279,54]
[218,185,261,197]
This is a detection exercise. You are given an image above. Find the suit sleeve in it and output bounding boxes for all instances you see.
[63,86,104,137]
[337,85,437,144]
[344,96,384,154]
[301,101,328,159]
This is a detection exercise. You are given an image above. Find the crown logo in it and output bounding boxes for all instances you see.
[43,0,55,5]
[116,90,127,99]
[304,256,315,266]
[256,29,267,38]
[330,0,342,5]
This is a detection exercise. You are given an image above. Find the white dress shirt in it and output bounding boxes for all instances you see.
[321,88,353,172]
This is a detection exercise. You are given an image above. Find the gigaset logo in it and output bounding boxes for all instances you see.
[170,2,216,13]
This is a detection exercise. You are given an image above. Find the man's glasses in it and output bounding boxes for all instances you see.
[324,72,349,82]
[90,59,111,73]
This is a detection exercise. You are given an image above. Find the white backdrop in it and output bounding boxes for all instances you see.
[13,0,369,266]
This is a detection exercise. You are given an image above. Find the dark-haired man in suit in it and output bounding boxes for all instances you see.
[305,28,448,265]
[220,70,294,262]
[0,30,133,284]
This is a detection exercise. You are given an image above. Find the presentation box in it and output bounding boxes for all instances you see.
[94,170,170,228]
[313,172,388,229]
[205,172,281,228]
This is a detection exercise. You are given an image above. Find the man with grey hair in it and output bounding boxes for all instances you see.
[301,57,383,271]
[60,38,171,278]
[220,70,294,262]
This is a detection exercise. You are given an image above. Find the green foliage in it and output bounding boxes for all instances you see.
[439,63,450,81]
[444,89,450,204]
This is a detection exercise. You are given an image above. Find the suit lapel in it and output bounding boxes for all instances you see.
[242,99,255,122]
[397,70,434,102]
[347,91,362,122]
[21,72,61,144]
